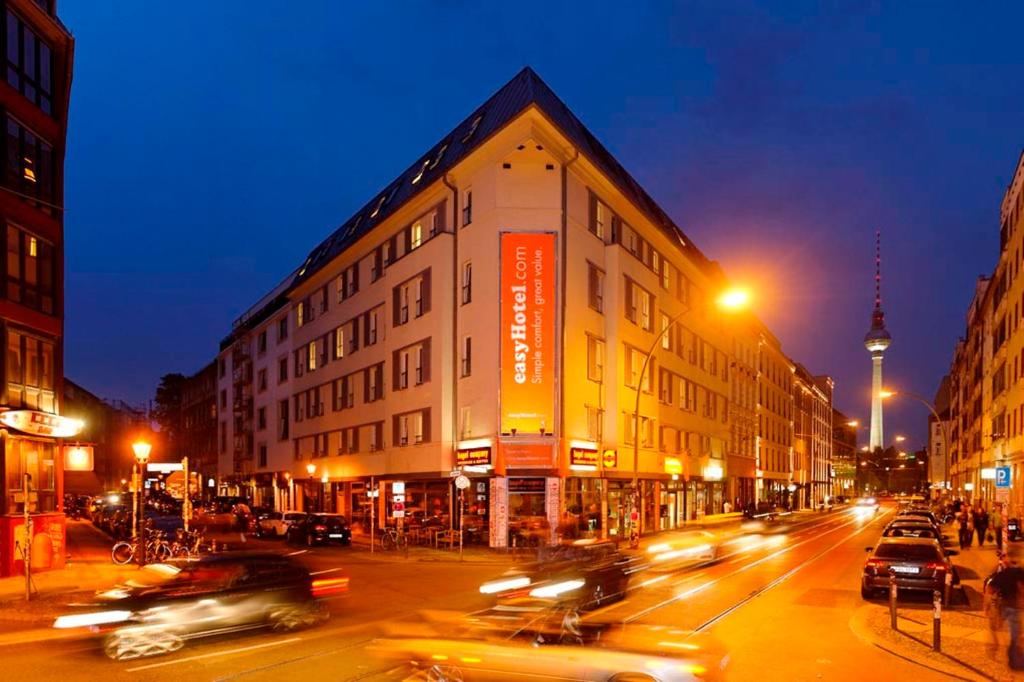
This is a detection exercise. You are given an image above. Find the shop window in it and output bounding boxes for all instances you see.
[5,438,55,514]
[6,329,53,412]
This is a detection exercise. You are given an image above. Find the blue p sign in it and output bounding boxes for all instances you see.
[996,466,1012,488]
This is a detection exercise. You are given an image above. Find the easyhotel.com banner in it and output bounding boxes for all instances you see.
[500,232,556,435]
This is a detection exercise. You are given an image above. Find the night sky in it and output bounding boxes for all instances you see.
[59,2,1024,449]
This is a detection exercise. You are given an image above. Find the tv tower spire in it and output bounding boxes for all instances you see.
[864,230,892,451]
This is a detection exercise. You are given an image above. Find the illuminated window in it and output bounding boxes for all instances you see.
[411,221,423,250]
[307,341,316,372]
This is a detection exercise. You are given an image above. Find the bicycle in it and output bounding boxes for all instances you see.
[110,531,173,565]
[380,527,408,552]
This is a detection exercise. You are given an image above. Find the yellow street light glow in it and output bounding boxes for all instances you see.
[895,435,906,442]
[717,288,751,311]
[879,390,895,399]
[847,420,859,427]
[131,440,151,464]
[306,463,316,476]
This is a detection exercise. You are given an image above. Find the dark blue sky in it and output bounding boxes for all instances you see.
[60,2,1023,448]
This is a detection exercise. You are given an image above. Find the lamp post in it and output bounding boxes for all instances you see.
[880,390,950,498]
[628,287,750,549]
[131,440,151,566]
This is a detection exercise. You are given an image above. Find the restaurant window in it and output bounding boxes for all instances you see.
[5,117,53,210]
[4,11,52,115]
[6,329,53,412]
[6,224,55,314]
[5,439,55,514]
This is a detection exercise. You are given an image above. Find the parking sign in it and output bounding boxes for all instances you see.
[996,466,1012,488]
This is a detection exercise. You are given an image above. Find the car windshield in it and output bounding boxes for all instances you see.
[875,544,940,561]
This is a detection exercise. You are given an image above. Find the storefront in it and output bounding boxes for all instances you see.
[0,411,83,577]
[564,476,602,538]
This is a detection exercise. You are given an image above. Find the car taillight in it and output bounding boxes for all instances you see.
[315,525,327,532]
[311,577,349,598]
[865,559,885,572]
[925,562,946,571]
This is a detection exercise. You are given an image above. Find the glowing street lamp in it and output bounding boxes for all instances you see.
[305,463,319,512]
[894,435,906,443]
[628,286,751,548]
[131,440,151,565]
[847,420,860,428]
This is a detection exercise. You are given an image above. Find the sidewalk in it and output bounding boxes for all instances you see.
[853,525,1016,681]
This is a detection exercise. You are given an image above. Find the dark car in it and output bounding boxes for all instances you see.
[54,552,347,661]
[286,514,352,547]
[479,539,632,611]
[862,537,958,602]
[881,523,940,540]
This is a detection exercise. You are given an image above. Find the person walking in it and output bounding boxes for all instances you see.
[992,503,1005,553]
[958,507,972,550]
[976,503,991,548]
[987,545,1024,670]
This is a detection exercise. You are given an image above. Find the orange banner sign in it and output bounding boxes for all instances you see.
[500,232,556,435]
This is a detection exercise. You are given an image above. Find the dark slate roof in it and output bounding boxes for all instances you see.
[223,68,721,347]
[287,66,715,294]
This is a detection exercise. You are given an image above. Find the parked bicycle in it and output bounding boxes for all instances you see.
[111,530,171,565]
[380,526,408,552]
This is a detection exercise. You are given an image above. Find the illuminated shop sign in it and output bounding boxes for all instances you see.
[500,232,556,435]
[569,448,598,469]
[0,410,84,438]
[457,447,492,467]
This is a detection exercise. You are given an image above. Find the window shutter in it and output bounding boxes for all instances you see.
[422,408,431,443]
[587,265,597,307]
[392,415,400,445]
[352,261,360,294]
[420,269,432,314]
[588,191,597,234]
[404,225,412,252]
[392,285,401,325]
[421,338,432,383]
[391,350,400,390]
[351,318,360,352]
[435,200,447,233]
[362,312,370,346]
[363,368,370,400]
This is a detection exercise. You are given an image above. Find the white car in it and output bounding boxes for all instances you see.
[257,511,307,538]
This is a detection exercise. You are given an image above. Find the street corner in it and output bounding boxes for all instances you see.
[850,601,1011,682]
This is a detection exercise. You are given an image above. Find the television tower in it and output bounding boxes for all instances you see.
[864,231,891,451]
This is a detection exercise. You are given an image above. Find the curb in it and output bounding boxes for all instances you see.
[849,604,991,681]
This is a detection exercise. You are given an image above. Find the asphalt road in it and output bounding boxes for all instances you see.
[2,506,957,681]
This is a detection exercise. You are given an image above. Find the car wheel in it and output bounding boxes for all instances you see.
[426,664,464,682]
[861,585,876,600]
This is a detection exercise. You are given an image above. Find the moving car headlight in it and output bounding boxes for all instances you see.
[54,610,133,629]
[479,577,531,594]
[529,579,585,598]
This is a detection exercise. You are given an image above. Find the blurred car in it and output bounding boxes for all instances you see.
[257,511,306,538]
[53,552,346,660]
[286,513,352,546]
[862,537,958,601]
[646,529,722,571]
[479,539,631,611]
[369,623,728,681]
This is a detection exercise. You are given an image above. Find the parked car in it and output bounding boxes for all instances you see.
[862,537,958,602]
[257,511,306,538]
[479,539,632,611]
[54,552,346,660]
[881,524,940,540]
[286,514,352,546]
[897,509,940,526]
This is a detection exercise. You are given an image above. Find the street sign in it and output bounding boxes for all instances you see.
[996,466,1012,489]
[455,475,471,490]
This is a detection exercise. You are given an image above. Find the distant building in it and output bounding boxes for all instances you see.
[792,364,833,509]
[62,379,148,493]
[181,361,218,495]
[831,408,857,497]
[0,0,74,577]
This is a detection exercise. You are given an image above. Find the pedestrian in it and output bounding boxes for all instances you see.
[958,508,971,550]
[987,545,1024,669]
[992,503,1005,553]
[723,500,732,514]
[976,504,991,548]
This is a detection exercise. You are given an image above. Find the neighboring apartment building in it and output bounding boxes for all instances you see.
[831,408,857,497]
[181,360,218,495]
[0,0,74,577]
[926,375,951,498]
[207,68,830,544]
[948,276,990,503]
[793,365,833,509]
[757,329,794,507]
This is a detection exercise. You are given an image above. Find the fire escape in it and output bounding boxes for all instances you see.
[232,340,255,474]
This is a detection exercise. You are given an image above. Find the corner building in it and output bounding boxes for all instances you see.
[0,0,73,576]
[217,68,828,546]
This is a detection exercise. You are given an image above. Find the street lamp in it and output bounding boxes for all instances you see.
[132,440,151,566]
[628,286,751,548]
[895,435,906,443]
[306,463,317,512]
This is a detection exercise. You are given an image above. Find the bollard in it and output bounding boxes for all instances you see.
[933,589,942,651]
[944,570,953,608]
[889,569,898,629]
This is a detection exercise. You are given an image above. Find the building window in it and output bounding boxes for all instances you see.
[625,279,653,331]
[587,335,604,382]
[367,308,379,345]
[368,422,381,452]
[258,444,267,468]
[220,421,227,453]
[278,399,289,441]
[590,196,609,239]
[459,406,471,439]
[257,331,267,355]
[396,410,425,446]
[257,368,267,392]
[366,363,383,402]
[5,224,54,314]
[335,326,345,359]
[394,271,430,325]
[461,336,472,377]
[587,406,604,441]
[220,389,227,409]
[338,263,359,302]
[462,189,473,226]
[4,11,52,115]
[219,358,226,378]
[307,341,317,372]
[661,313,671,349]
[461,261,472,305]
[278,317,288,343]
[5,117,52,210]
[411,221,423,250]
[625,345,651,392]
[587,263,604,313]
[257,407,267,431]
[6,329,53,412]
[278,357,288,384]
